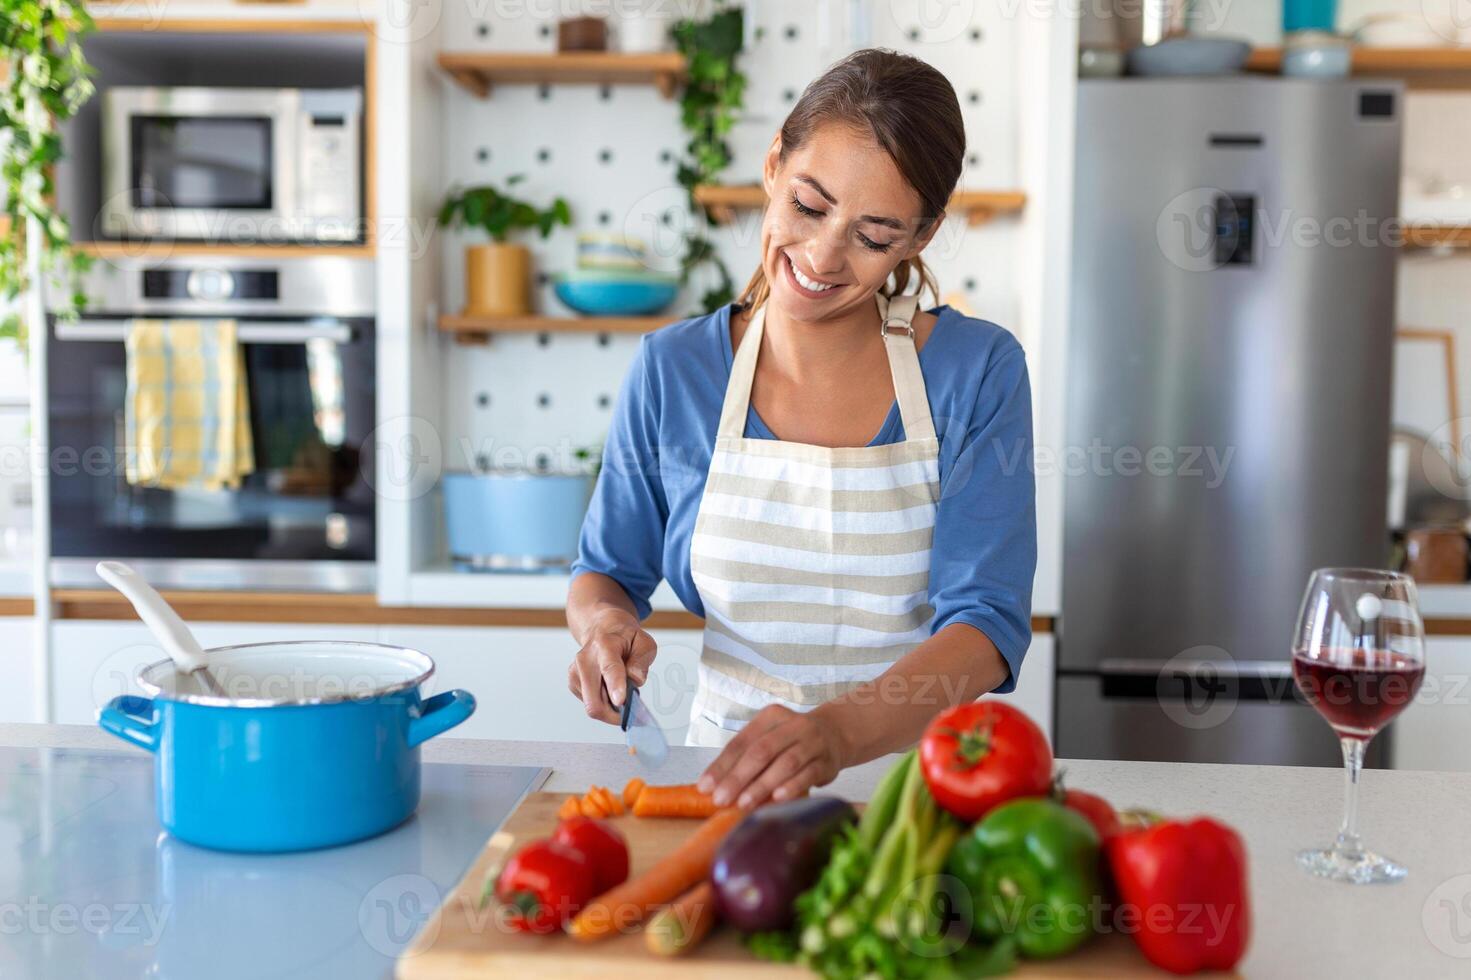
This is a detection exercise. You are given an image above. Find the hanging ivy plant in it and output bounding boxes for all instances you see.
[1,0,95,342]
[672,3,746,315]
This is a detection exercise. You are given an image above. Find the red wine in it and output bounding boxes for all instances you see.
[1292,648,1425,738]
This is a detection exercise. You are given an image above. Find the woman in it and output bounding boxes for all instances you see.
[566,49,1036,810]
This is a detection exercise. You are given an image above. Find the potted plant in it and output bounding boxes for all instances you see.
[2,0,96,342]
[437,176,572,317]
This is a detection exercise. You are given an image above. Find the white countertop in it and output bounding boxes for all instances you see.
[1415,583,1471,620]
[0,558,31,597]
[6,723,1471,976]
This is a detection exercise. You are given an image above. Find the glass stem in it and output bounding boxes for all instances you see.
[1335,736,1367,858]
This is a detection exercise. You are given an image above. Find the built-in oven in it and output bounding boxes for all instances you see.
[46,256,376,590]
[101,87,362,244]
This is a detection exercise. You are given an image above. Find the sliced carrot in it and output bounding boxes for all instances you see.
[593,785,621,816]
[568,808,743,942]
[631,784,719,819]
[623,778,646,809]
[580,794,608,819]
[557,795,581,821]
[646,881,719,956]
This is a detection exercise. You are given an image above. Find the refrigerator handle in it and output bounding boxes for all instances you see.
[1095,659,1302,704]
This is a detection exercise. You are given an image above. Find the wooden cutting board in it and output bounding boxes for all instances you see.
[397,792,1228,979]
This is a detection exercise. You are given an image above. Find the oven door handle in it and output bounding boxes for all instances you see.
[54,319,354,344]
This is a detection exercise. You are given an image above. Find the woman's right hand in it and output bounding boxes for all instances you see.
[568,610,658,725]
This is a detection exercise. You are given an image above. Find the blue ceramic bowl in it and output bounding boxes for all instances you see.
[443,471,594,571]
[555,275,679,317]
[98,641,475,853]
[1128,37,1251,76]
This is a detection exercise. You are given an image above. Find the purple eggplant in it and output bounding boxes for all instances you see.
[710,795,858,932]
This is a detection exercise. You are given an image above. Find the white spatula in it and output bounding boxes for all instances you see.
[96,560,227,697]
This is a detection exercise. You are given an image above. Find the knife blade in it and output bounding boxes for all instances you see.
[620,685,669,769]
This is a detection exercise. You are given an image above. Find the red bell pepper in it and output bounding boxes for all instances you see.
[1106,817,1251,974]
[496,839,595,934]
[553,816,630,894]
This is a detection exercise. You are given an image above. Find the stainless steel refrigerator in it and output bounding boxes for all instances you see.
[1059,78,1403,767]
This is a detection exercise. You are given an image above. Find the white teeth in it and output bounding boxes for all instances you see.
[787,253,835,292]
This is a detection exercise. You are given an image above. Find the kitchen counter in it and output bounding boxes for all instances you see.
[4,723,1471,977]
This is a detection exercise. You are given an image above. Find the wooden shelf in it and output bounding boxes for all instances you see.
[1246,46,1471,87]
[75,241,374,260]
[439,312,672,342]
[1403,224,1471,249]
[692,185,1028,226]
[437,51,686,99]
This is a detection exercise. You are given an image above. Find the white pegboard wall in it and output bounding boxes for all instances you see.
[436,0,1026,463]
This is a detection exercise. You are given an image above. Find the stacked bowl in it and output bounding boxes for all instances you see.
[555,235,679,317]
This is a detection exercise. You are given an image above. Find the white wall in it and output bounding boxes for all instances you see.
[422,0,1062,610]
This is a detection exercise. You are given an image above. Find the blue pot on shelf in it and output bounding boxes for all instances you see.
[443,471,595,572]
[97,641,475,853]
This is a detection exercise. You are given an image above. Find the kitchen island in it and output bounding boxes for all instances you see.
[3,723,1469,978]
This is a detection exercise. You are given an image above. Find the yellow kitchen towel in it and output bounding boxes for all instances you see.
[124,319,256,491]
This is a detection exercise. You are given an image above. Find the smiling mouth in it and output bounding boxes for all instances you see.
[783,251,839,295]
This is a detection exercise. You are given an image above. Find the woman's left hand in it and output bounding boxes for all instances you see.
[696,705,849,810]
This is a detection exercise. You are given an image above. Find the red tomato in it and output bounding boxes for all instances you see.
[1061,787,1122,842]
[553,816,630,893]
[919,702,1053,822]
[495,839,594,933]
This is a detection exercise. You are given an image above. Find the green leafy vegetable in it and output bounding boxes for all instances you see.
[748,749,1013,979]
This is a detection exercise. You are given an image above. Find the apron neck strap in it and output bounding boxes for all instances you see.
[875,293,935,442]
[718,296,936,442]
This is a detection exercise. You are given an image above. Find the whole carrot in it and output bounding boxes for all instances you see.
[646,881,719,956]
[567,808,743,941]
[632,784,719,819]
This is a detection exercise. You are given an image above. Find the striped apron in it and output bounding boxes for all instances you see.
[685,293,940,747]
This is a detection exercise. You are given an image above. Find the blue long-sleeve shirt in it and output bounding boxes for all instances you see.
[571,303,1037,691]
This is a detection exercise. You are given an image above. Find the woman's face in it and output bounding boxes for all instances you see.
[759,122,940,323]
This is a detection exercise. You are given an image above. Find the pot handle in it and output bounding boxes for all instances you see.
[408,690,477,747]
[98,695,160,753]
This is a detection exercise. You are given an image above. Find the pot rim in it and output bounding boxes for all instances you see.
[135,640,436,708]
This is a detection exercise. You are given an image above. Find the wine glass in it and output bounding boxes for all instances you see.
[1291,568,1426,884]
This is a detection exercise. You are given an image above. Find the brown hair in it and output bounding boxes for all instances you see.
[737,48,966,312]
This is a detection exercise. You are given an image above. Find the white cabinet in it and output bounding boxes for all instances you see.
[984,633,1056,745]
[51,621,379,726]
[377,626,704,745]
[0,618,39,723]
[45,617,1057,751]
[1392,636,1471,772]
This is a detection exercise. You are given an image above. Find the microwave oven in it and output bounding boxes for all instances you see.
[101,87,362,244]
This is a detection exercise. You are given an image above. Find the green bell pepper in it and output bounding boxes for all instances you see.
[946,798,1101,959]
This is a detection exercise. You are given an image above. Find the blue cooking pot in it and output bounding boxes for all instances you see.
[97,641,475,853]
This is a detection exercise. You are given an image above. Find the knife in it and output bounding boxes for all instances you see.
[619,685,669,770]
